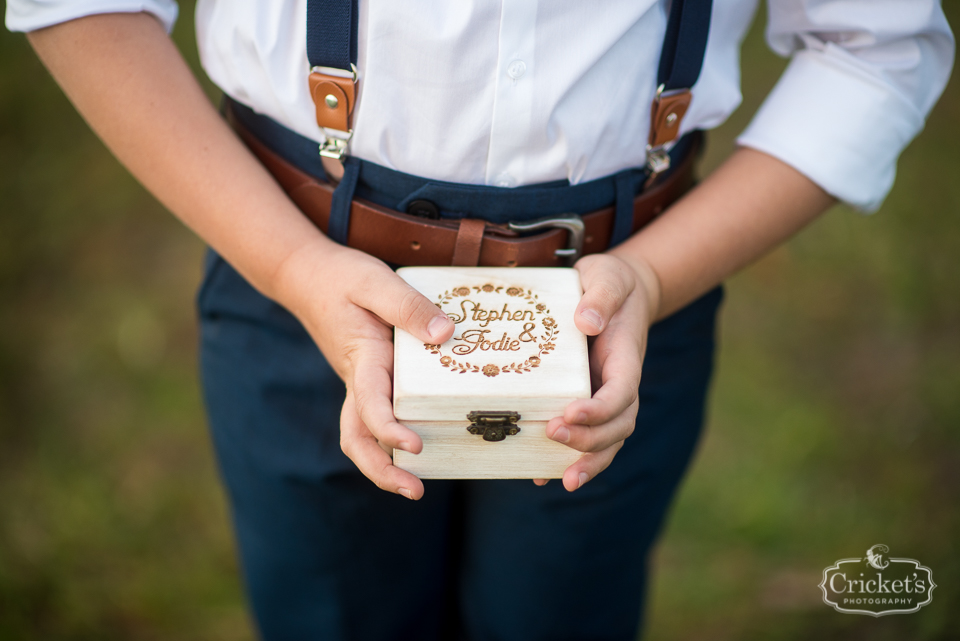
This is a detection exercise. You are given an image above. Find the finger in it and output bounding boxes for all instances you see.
[574,256,635,336]
[561,442,623,492]
[546,401,637,452]
[340,396,425,499]
[351,356,423,454]
[564,373,639,427]
[564,336,641,425]
[532,479,549,486]
[351,270,454,344]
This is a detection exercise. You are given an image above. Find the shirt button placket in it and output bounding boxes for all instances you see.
[485,0,538,188]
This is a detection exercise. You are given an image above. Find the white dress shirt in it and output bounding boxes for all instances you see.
[6,0,954,210]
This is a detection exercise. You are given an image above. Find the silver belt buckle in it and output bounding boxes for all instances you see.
[507,214,585,267]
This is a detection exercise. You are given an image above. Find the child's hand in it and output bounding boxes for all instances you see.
[543,253,661,492]
[273,240,455,500]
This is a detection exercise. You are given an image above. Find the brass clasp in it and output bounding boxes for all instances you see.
[467,411,521,442]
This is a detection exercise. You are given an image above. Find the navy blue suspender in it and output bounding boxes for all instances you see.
[305,0,712,167]
[659,0,713,92]
[305,0,362,242]
[306,0,359,72]
[304,0,712,244]
[646,0,713,179]
[305,0,711,89]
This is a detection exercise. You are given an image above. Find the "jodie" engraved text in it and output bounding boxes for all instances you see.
[451,323,538,355]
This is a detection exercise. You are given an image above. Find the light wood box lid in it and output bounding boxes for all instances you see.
[393,267,591,421]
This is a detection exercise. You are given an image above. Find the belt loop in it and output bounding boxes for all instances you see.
[610,170,636,247]
[328,156,360,244]
[451,219,487,266]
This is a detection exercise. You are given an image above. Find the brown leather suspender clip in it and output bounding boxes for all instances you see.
[645,85,693,185]
[308,65,358,182]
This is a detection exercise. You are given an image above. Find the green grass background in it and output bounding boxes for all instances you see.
[1,3,958,639]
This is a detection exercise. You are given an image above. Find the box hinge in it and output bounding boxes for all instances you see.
[467,411,521,442]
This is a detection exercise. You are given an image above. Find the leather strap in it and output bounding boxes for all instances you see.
[309,72,357,131]
[451,219,487,266]
[649,90,693,148]
[227,106,698,268]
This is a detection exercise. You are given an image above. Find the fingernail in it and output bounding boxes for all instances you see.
[575,411,588,424]
[577,472,589,489]
[398,488,414,500]
[551,425,570,443]
[580,308,603,330]
[397,441,412,452]
[428,315,450,339]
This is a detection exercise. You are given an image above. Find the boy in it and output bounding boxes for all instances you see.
[8,1,952,639]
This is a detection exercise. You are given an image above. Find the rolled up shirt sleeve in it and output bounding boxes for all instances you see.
[737,0,954,211]
[6,0,179,34]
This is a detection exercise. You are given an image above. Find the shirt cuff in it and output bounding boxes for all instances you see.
[6,1,179,34]
[736,48,924,212]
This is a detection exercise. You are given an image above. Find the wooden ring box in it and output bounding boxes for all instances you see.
[393,267,591,479]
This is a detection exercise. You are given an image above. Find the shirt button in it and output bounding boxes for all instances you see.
[495,174,516,188]
[507,60,526,80]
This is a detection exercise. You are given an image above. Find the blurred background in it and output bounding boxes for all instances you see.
[1,2,958,639]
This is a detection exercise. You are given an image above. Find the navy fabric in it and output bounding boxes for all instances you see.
[611,170,644,246]
[327,156,360,244]
[306,0,358,71]
[657,0,714,91]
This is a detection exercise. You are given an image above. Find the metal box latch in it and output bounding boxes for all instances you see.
[467,411,521,442]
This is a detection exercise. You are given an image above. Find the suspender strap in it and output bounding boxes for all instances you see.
[302,0,712,245]
[303,0,711,169]
[306,0,358,72]
[306,0,360,183]
[646,0,713,181]
[658,0,712,92]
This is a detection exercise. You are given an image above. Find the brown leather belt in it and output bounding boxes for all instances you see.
[228,108,697,267]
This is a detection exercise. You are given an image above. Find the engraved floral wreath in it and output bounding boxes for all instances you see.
[423,284,558,377]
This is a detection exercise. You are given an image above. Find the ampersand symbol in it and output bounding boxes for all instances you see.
[518,322,536,342]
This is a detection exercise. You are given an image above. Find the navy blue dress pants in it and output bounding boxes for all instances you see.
[199,101,723,641]
[198,251,721,641]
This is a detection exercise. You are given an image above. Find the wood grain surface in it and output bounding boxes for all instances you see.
[393,421,583,479]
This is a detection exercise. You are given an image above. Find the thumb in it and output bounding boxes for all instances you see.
[574,255,635,336]
[354,273,455,344]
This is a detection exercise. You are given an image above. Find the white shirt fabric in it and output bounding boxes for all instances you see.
[7,0,954,211]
